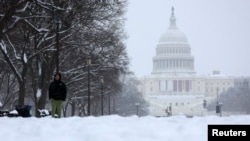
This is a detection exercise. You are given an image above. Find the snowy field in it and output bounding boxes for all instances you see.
[0,115,250,141]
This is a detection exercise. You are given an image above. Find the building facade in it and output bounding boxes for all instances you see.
[138,7,235,116]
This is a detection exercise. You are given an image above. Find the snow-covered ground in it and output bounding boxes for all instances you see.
[0,114,250,141]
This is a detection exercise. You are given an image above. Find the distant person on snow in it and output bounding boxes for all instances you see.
[49,73,67,118]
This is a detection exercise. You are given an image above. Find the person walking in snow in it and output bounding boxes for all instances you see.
[49,73,67,118]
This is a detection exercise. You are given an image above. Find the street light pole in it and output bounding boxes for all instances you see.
[87,56,91,116]
[113,96,116,114]
[55,20,60,73]
[219,102,222,117]
[216,87,222,117]
[169,103,172,116]
[53,3,61,74]
[135,102,139,116]
[109,95,111,115]
[216,87,219,104]
[100,76,104,115]
[108,94,111,115]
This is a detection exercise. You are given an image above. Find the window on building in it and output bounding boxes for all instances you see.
[159,80,166,92]
[173,80,177,92]
[178,80,182,92]
[185,80,189,92]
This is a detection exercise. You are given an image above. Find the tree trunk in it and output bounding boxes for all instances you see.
[34,60,54,117]
[17,81,25,106]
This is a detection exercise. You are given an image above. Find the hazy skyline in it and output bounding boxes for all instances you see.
[125,0,250,77]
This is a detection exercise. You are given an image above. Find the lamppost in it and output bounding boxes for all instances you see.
[108,94,111,115]
[100,75,104,115]
[203,99,207,109]
[135,102,139,116]
[216,87,219,104]
[113,96,116,114]
[54,1,61,74]
[219,102,222,117]
[169,103,172,116]
[55,19,60,73]
[216,87,222,117]
[87,56,91,116]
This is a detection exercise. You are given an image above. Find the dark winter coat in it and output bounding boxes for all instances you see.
[49,78,67,101]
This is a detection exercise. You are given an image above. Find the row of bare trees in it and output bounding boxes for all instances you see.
[207,79,250,114]
[0,0,131,117]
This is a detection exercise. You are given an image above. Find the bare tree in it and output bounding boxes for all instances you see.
[115,74,149,116]
[0,66,18,110]
[59,0,129,116]
[0,0,130,117]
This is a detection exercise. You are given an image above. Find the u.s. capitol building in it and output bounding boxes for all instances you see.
[137,7,237,116]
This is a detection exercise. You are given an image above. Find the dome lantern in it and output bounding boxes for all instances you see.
[169,7,177,29]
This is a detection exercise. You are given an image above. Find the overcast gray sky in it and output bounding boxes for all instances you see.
[125,0,250,77]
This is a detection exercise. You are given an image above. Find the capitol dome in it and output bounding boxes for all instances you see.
[159,29,188,44]
[158,7,188,44]
[152,7,196,75]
